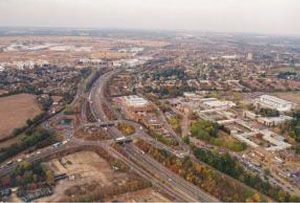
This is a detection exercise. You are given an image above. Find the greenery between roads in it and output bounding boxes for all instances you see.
[148,129,179,147]
[117,123,135,136]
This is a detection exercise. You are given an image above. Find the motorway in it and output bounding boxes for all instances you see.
[88,68,218,202]
[0,68,217,202]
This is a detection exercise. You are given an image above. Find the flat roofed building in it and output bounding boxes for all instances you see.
[123,95,149,108]
[257,95,294,112]
[202,98,236,109]
[120,95,152,122]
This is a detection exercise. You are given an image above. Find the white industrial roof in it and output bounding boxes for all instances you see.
[124,95,149,107]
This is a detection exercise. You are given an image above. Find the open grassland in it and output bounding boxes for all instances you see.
[0,93,42,139]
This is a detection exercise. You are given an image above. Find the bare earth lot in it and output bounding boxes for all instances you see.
[0,93,42,139]
[35,151,169,202]
[105,187,170,202]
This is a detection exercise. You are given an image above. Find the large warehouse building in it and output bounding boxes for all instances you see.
[118,95,152,121]
[256,95,294,112]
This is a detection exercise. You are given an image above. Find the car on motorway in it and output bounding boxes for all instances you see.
[36,151,41,155]
[6,160,13,166]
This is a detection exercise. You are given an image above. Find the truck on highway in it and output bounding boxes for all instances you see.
[6,160,13,166]
[52,142,63,148]
[115,136,132,144]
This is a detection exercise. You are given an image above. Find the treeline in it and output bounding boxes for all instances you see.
[288,111,300,142]
[277,71,297,80]
[0,129,55,162]
[193,147,299,202]
[12,112,49,138]
[0,85,42,98]
[84,69,107,92]
[135,139,261,202]
[0,112,49,144]
[144,85,196,98]
[153,68,187,80]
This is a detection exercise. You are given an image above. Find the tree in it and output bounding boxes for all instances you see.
[45,170,54,185]
[182,136,190,145]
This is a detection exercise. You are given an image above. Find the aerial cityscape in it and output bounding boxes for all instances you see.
[0,0,300,202]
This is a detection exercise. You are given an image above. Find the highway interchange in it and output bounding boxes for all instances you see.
[0,67,217,202]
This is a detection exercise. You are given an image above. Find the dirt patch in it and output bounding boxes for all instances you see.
[39,151,132,201]
[0,93,42,139]
[105,188,170,202]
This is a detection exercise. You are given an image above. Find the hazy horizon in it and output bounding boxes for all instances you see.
[0,0,299,36]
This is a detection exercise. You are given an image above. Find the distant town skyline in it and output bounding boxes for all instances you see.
[0,0,299,36]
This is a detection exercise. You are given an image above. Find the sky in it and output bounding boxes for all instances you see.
[0,0,299,36]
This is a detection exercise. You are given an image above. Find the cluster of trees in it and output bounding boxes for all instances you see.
[258,108,280,117]
[168,115,182,134]
[293,146,300,155]
[39,96,53,111]
[0,129,55,162]
[62,89,77,105]
[0,161,54,189]
[190,120,246,152]
[153,68,187,80]
[277,71,297,80]
[190,120,219,139]
[193,147,299,202]
[80,67,92,79]
[144,85,196,98]
[288,111,300,142]
[135,139,262,202]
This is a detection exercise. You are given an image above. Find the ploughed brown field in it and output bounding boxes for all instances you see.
[0,93,42,139]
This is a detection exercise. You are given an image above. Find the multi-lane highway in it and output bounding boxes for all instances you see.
[88,68,218,202]
[0,67,217,202]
